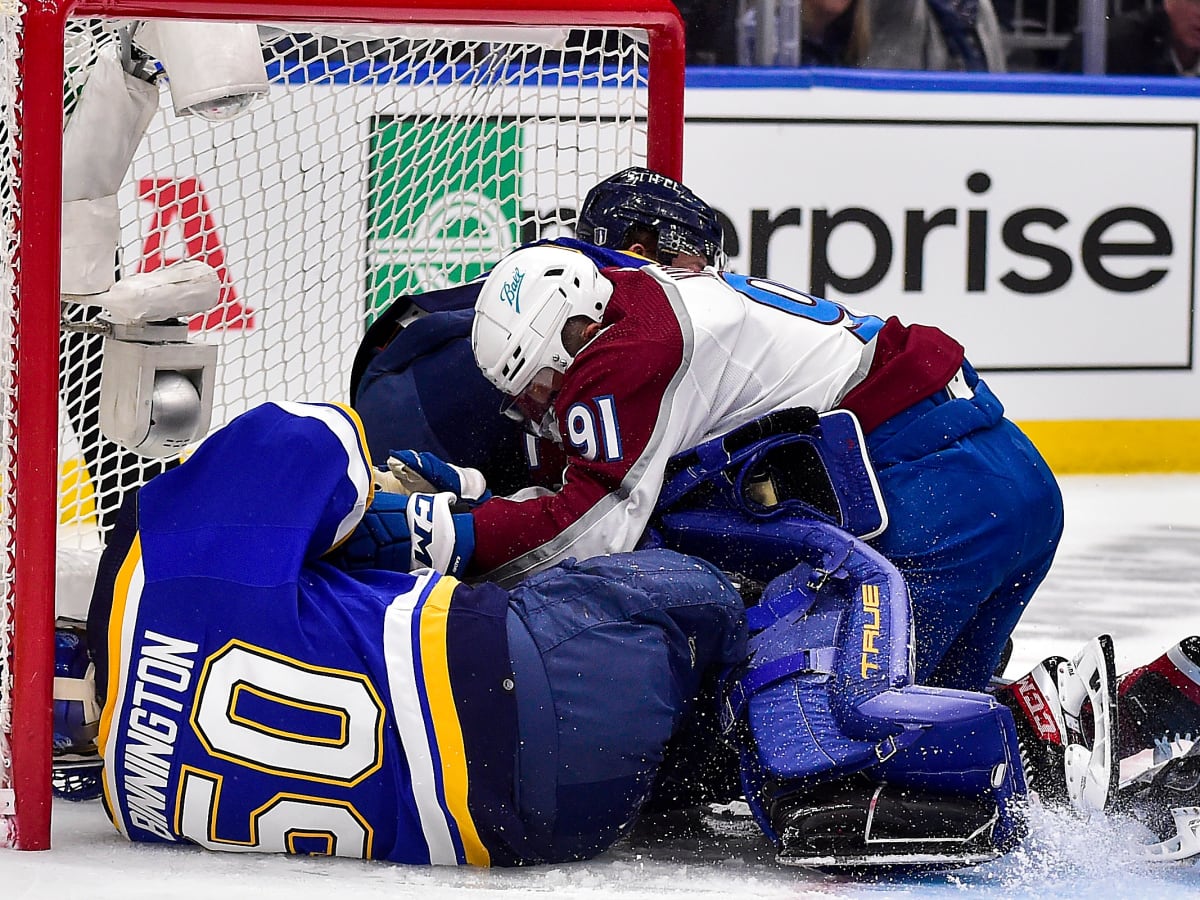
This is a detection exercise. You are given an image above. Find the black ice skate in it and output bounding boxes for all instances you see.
[1120,740,1200,862]
[770,776,1005,871]
[995,653,1070,804]
[1117,635,1200,763]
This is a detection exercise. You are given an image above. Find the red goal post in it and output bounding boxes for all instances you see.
[1,0,685,850]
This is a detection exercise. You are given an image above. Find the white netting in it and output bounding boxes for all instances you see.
[57,20,651,547]
[3,11,662,846]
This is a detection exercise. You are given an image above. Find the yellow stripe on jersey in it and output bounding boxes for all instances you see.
[98,534,145,831]
[418,578,491,867]
[325,401,376,510]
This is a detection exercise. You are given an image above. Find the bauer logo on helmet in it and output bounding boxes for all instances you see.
[500,268,524,313]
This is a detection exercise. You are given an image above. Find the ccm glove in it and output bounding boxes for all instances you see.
[326,491,475,578]
[406,491,475,577]
[386,449,491,504]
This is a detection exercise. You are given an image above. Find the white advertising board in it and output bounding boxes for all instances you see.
[111,71,1200,427]
[683,75,1200,422]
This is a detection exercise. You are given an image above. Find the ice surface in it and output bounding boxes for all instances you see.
[4,474,1200,898]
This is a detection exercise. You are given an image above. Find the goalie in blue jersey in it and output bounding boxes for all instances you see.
[53,398,1200,869]
[78,400,747,866]
[60,397,1035,872]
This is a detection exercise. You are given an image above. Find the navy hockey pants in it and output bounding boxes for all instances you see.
[866,364,1064,692]
[503,549,747,863]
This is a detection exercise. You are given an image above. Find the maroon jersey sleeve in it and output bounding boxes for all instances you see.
[838,318,965,433]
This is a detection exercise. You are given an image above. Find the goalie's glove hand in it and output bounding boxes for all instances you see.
[327,491,474,578]
[378,449,491,505]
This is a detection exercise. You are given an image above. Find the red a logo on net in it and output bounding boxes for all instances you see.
[137,177,255,331]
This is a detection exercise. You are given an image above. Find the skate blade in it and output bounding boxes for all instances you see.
[1141,806,1200,862]
[1061,633,1119,814]
[777,849,1002,870]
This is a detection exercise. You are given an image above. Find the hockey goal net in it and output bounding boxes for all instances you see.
[0,0,684,849]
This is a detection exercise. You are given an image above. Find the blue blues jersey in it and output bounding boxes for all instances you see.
[96,402,521,865]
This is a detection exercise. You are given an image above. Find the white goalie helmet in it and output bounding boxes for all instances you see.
[472,245,614,398]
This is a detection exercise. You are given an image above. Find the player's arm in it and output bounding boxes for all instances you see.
[135,401,375,573]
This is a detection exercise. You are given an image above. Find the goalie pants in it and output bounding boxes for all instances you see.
[503,549,747,863]
[865,362,1064,692]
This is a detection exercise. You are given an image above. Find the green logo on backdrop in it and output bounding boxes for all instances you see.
[367,118,522,324]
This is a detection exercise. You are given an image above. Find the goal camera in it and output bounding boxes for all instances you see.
[132,20,268,122]
[63,262,220,458]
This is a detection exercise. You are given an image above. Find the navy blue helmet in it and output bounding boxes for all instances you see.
[576,167,726,268]
[53,627,98,755]
[51,626,105,801]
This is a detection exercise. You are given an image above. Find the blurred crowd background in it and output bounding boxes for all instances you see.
[675,1,1199,77]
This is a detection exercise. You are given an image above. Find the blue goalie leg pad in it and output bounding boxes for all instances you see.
[865,687,1029,854]
[671,512,1028,859]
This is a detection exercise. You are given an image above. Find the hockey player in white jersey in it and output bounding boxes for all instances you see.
[449,244,1064,701]
[355,172,1060,701]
